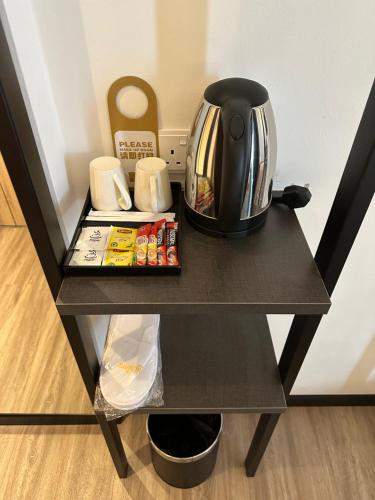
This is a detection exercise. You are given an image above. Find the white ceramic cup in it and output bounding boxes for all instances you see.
[134,157,173,213]
[90,156,132,211]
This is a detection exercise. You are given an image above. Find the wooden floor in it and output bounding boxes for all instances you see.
[1,408,375,500]
[0,227,92,414]
[0,226,374,500]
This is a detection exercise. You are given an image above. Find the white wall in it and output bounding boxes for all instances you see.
[1,0,109,359]
[2,0,374,393]
[0,0,67,240]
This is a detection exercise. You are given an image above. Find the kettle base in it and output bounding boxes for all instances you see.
[185,206,268,238]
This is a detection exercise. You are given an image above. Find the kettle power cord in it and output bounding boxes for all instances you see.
[272,185,312,209]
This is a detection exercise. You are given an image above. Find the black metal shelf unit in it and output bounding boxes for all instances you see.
[55,204,329,477]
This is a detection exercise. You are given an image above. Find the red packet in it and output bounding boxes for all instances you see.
[148,219,165,266]
[166,222,179,266]
[156,220,167,266]
[133,224,151,266]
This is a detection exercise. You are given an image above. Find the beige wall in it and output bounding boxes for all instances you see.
[2,0,374,393]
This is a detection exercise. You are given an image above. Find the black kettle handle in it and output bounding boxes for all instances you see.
[218,97,252,228]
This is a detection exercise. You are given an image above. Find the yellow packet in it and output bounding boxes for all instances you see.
[103,249,134,266]
[107,227,137,250]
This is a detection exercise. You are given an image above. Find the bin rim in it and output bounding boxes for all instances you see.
[146,414,223,464]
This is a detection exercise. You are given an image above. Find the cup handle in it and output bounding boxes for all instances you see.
[113,174,132,210]
[150,175,158,214]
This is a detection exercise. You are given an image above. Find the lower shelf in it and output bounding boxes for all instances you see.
[134,314,286,414]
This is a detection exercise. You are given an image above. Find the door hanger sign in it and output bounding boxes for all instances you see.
[108,76,159,180]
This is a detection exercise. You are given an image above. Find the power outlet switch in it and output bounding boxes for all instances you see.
[159,129,189,171]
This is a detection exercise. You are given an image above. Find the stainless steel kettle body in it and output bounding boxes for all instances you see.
[185,78,277,237]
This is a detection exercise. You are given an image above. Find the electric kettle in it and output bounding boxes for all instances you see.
[185,78,277,237]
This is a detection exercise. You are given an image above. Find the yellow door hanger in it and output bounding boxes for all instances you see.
[108,76,159,181]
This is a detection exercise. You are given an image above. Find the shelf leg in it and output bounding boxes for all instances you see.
[245,314,323,476]
[60,315,99,401]
[245,413,280,476]
[279,315,323,394]
[96,411,129,478]
[245,315,322,476]
[61,315,129,478]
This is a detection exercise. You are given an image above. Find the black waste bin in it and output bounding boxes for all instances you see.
[147,414,223,488]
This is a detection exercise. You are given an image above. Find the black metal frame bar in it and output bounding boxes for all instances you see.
[246,78,375,476]
[287,394,375,406]
[60,316,100,402]
[1,394,372,428]
[0,414,97,426]
[95,411,129,478]
[245,413,281,476]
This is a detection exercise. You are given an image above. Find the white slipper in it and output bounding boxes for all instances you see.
[102,356,158,410]
[100,315,159,410]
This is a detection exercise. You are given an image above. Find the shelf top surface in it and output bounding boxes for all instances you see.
[56,205,330,315]
[132,314,286,413]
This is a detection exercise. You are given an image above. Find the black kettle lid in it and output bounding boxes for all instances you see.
[204,78,269,107]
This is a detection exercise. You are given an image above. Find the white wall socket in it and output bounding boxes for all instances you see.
[159,129,189,171]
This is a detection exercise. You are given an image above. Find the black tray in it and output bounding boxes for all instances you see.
[62,182,182,276]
